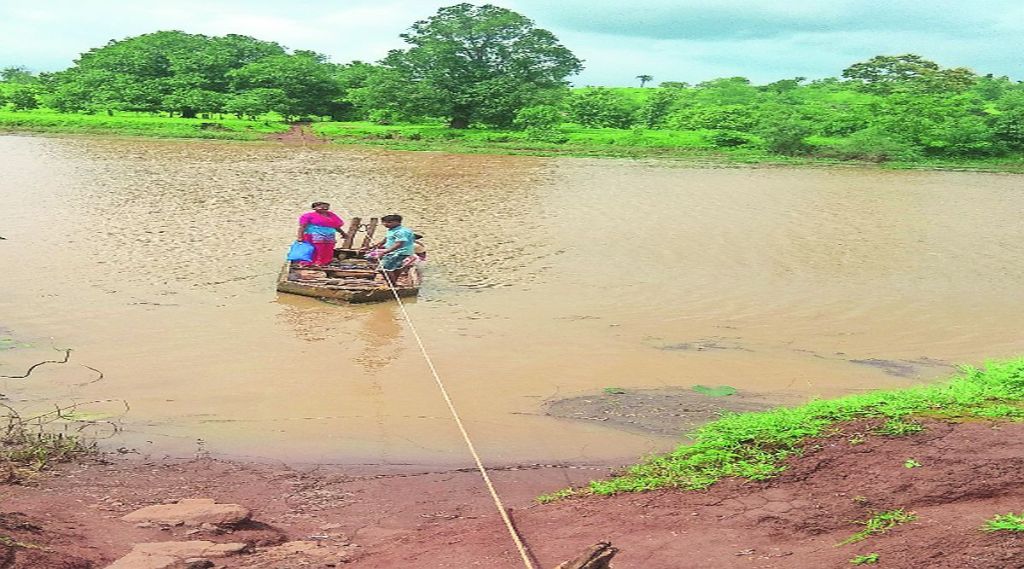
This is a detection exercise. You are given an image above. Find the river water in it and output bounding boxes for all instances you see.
[1,135,1023,466]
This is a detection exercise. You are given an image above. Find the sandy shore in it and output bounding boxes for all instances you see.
[4,419,1024,568]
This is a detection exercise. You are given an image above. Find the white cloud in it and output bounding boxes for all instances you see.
[0,0,1020,85]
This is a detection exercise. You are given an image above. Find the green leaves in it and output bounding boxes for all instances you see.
[380,4,582,128]
[982,513,1024,532]
[838,509,917,545]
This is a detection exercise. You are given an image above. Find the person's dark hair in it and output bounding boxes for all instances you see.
[311,201,330,208]
[381,214,402,223]
[413,233,423,240]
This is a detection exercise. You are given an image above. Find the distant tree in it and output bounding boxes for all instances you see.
[345,66,424,123]
[228,51,342,119]
[9,86,40,110]
[659,81,689,89]
[1,66,36,84]
[161,87,226,118]
[694,77,759,105]
[512,104,562,130]
[513,104,566,141]
[224,88,289,119]
[842,54,976,94]
[636,88,678,128]
[331,61,381,120]
[991,108,1024,150]
[762,77,806,93]
[44,31,289,115]
[667,104,757,131]
[378,3,583,128]
[971,74,1014,101]
[875,93,997,156]
[566,87,635,128]
[636,74,653,87]
[759,116,813,155]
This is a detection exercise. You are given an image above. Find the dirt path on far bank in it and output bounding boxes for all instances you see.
[3,420,1024,568]
[265,123,326,144]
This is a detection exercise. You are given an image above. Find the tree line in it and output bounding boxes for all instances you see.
[1,3,1022,160]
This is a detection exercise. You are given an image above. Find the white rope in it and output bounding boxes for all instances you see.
[378,266,537,569]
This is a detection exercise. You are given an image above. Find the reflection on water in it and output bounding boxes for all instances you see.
[352,302,404,371]
[2,134,1024,465]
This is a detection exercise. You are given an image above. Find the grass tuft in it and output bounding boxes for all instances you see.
[1,406,98,483]
[982,513,1024,532]
[850,553,880,565]
[838,509,917,545]
[536,488,579,504]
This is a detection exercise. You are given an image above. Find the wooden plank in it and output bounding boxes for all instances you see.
[340,217,360,249]
[555,542,618,569]
[360,217,379,249]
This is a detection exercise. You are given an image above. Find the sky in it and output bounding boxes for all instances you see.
[1,0,1021,86]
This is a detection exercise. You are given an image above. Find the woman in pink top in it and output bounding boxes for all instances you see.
[296,202,347,266]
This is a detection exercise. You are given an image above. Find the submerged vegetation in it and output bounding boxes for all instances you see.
[1,405,96,483]
[0,5,1022,169]
[576,358,1024,495]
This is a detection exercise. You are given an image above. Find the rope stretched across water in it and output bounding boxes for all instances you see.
[379,268,537,569]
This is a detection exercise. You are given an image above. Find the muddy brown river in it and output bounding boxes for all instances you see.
[2,135,1023,466]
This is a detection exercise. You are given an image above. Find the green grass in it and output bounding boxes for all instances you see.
[2,406,99,483]
[839,509,917,545]
[312,120,795,163]
[583,358,1024,495]
[0,109,288,140]
[875,418,924,436]
[982,513,1024,532]
[3,109,1024,172]
[850,553,880,565]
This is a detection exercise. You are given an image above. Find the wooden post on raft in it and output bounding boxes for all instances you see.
[360,217,379,250]
[554,542,618,569]
[340,217,361,249]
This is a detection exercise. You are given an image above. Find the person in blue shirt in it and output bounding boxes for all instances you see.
[368,214,417,285]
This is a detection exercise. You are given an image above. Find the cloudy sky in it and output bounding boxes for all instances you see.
[1,0,1021,86]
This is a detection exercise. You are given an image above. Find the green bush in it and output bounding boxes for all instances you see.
[707,129,754,148]
[513,105,562,130]
[760,119,813,155]
[816,128,921,162]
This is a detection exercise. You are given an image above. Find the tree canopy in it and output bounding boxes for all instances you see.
[37,30,346,118]
[841,54,977,94]
[378,3,582,128]
[1,11,1022,164]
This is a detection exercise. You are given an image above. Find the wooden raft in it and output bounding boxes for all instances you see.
[276,216,422,303]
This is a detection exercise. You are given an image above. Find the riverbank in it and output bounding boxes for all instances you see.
[0,110,288,140]
[4,419,1024,568]
[3,110,1024,173]
[5,360,1024,568]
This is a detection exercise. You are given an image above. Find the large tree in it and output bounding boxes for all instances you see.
[379,3,583,128]
[45,31,289,115]
[228,50,342,119]
[842,54,976,95]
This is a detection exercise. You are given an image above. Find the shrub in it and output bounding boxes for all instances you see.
[707,129,754,148]
[523,127,568,143]
[368,109,397,125]
[760,119,813,155]
[817,128,921,162]
[512,105,562,131]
